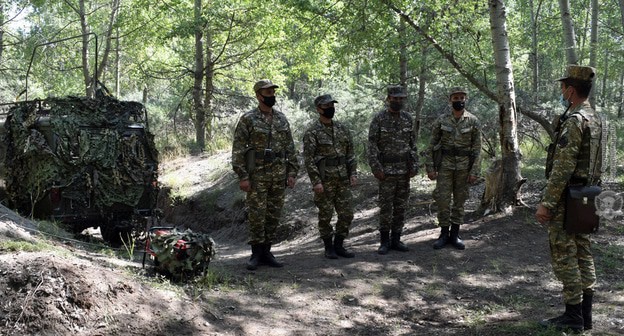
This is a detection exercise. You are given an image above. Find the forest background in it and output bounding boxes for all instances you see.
[1,0,623,187]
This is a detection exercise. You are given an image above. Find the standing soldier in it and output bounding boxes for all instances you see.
[231,79,299,270]
[368,85,418,255]
[303,94,358,259]
[535,65,600,333]
[425,87,481,250]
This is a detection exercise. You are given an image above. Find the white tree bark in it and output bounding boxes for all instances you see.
[488,0,523,211]
[558,0,578,64]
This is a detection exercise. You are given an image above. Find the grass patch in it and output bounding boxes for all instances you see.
[0,240,52,252]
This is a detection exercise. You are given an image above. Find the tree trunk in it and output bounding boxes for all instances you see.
[115,26,121,97]
[193,0,206,152]
[588,0,598,108]
[413,42,428,141]
[0,2,4,63]
[95,0,120,89]
[529,0,543,104]
[78,0,93,97]
[204,28,214,148]
[558,0,578,64]
[399,17,407,87]
[486,0,524,212]
[620,0,624,31]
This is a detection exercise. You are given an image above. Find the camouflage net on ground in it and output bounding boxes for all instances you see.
[3,95,158,215]
[148,228,216,277]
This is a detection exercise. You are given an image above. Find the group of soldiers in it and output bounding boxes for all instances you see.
[232,64,602,334]
[231,81,482,269]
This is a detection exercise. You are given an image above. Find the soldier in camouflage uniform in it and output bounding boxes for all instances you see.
[303,94,358,259]
[425,87,481,250]
[536,65,601,333]
[232,79,299,271]
[367,85,418,255]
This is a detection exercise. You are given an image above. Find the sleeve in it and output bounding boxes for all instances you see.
[284,119,299,178]
[470,117,482,176]
[408,115,419,173]
[540,119,583,209]
[367,114,382,173]
[345,126,358,178]
[425,117,442,173]
[231,115,250,180]
[303,128,321,186]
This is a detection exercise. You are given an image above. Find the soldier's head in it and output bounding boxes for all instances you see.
[557,65,595,99]
[253,79,279,109]
[314,94,337,120]
[448,87,467,112]
[386,85,407,112]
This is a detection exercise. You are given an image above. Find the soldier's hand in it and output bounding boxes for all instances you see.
[535,204,552,224]
[427,172,438,180]
[467,175,478,184]
[287,176,296,189]
[313,183,324,194]
[239,179,252,192]
[350,176,357,187]
[373,171,386,180]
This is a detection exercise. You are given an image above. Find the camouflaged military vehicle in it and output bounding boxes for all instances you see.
[0,93,159,245]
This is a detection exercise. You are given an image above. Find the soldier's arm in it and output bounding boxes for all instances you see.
[284,119,299,178]
[367,115,382,173]
[541,119,583,209]
[408,115,419,174]
[345,126,357,178]
[303,130,322,186]
[232,115,250,180]
[425,118,442,173]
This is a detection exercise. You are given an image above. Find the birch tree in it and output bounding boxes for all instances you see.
[558,0,578,64]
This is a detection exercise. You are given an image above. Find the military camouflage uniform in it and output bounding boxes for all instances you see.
[232,107,299,245]
[303,119,357,240]
[541,99,601,305]
[367,106,418,234]
[425,110,481,229]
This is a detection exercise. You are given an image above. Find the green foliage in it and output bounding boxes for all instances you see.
[148,227,216,279]
[0,240,51,252]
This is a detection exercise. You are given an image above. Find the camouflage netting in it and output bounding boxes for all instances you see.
[3,95,159,218]
[148,228,216,277]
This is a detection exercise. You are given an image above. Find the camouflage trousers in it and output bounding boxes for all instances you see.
[377,174,410,233]
[246,179,286,245]
[548,204,596,305]
[433,168,469,227]
[314,178,354,239]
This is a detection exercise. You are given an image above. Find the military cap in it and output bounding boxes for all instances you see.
[253,79,279,92]
[387,85,407,97]
[557,65,596,82]
[449,86,468,97]
[314,94,338,106]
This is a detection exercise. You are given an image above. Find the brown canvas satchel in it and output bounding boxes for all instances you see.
[564,185,602,234]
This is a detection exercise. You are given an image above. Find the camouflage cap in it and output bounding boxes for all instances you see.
[253,79,279,92]
[314,94,338,106]
[387,85,407,97]
[449,86,468,97]
[557,65,596,82]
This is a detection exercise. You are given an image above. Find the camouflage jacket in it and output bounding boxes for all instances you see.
[541,101,603,210]
[425,110,481,175]
[231,107,299,182]
[303,119,357,186]
[367,109,418,175]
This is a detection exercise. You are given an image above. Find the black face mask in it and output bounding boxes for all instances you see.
[389,101,403,111]
[321,107,335,119]
[452,101,465,111]
[261,95,276,107]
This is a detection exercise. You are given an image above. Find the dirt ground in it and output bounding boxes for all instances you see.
[0,152,623,336]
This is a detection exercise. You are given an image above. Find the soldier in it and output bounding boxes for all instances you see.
[535,65,601,332]
[303,94,358,259]
[231,79,299,270]
[367,85,418,255]
[425,87,481,250]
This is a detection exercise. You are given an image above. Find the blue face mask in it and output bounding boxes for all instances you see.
[559,94,571,108]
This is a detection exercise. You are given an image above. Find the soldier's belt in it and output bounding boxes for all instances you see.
[255,149,286,163]
[381,154,408,164]
[324,156,347,166]
[441,148,472,157]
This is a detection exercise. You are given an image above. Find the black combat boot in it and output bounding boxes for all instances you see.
[390,231,409,252]
[261,243,284,268]
[323,237,338,259]
[378,230,390,255]
[582,293,593,330]
[334,236,355,258]
[246,244,262,270]
[449,224,465,250]
[433,226,450,249]
[540,303,584,333]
